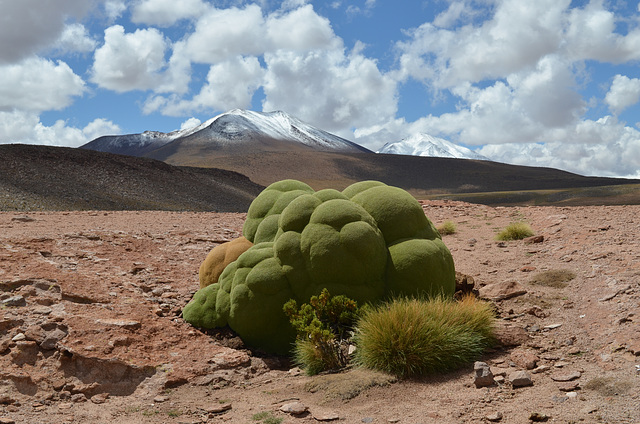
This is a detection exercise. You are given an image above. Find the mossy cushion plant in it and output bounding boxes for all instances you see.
[183,179,456,354]
[198,236,253,289]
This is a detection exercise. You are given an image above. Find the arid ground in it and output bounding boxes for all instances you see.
[1,202,639,424]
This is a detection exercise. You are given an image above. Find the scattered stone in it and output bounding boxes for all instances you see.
[0,418,16,424]
[494,375,505,385]
[531,365,550,374]
[95,319,141,329]
[566,391,578,399]
[280,401,308,415]
[11,216,35,222]
[486,411,503,422]
[509,371,533,388]
[553,361,570,368]
[552,394,568,403]
[312,411,340,421]
[71,393,87,402]
[493,324,530,347]
[58,403,73,410]
[11,333,26,342]
[479,280,527,301]
[91,393,109,404]
[206,403,232,414]
[362,418,374,424]
[529,412,550,422]
[524,235,544,244]
[543,324,562,330]
[551,371,581,382]
[2,296,26,307]
[581,405,598,414]
[474,361,495,388]
[510,349,539,370]
[153,395,170,403]
[557,381,580,392]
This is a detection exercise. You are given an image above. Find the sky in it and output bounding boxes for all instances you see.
[1,0,640,178]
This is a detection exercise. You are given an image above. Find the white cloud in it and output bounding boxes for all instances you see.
[397,0,568,88]
[156,56,264,115]
[131,0,208,27]
[91,25,168,92]
[262,47,397,137]
[104,0,127,20]
[565,2,640,63]
[605,74,640,114]
[0,111,120,147]
[184,5,266,64]
[266,5,337,51]
[477,116,640,178]
[0,57,85,112]
[180,117,201,130]
[0,0,92,63]
[53,23,97,54]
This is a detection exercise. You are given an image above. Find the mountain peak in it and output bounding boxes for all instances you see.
[377,133,488,160]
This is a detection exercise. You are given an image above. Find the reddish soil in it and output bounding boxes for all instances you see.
[0,203,639,424]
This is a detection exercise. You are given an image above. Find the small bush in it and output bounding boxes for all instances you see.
[437,220,457,235]
[284,289,360,375]
[353,296,495,378]
[495,222,534,241]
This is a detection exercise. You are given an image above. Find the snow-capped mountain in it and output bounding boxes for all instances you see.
[377,133,488,160]
[82,109,370,156]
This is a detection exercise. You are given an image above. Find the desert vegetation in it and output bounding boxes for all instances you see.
[495,221,535,240]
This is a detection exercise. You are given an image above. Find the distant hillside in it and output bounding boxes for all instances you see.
[0,144,263,212]
[164,150,640,199]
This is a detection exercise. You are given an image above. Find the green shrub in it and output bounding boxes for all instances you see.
[283,289,360,375]
[495,222,534,241]
[353,296,495,378]
[437,220,457,235]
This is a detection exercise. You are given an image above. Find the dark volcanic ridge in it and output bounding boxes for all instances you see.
[0,144,263,212]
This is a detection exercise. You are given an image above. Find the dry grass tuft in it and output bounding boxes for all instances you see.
[495,222,534,241]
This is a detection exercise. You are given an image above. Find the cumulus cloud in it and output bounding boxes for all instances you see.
[605,75,640,114]
[131,0,208,27]
[477,116,640,178]
[180,117,201,130]
[0,57,85,112]
[183,4,266,64]
[155,56,264,115]
[104,0,127,20]
[53,23,97,54]
[0,0,92,63]
[262,47,397,137]
[0,111,120,147]
[92,25,168,92]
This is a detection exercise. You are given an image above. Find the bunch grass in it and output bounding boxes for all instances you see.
[437,220,457,235]
[353,295,495,378]
[495,222,534,241]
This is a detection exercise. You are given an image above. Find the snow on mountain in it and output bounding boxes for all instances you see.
[377,133,488,160]
[82,109,370,155]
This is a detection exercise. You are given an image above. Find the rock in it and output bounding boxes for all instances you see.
[486,411,503,422]
[11,333,25,342]
[493,324,530,347]
[153,395,170,403]
[71,393,87,402]
[479,280,527,301]
[25,323,68,350]
[510,349,539,370]
[529,412,550,422]
[551,371,581,382]
[494,375,505,384]
[0,418,16,424]
[566,391,578,399]
[508,371,533,388]
[280,401,308,415]
[474,361,495,388]
[557,381,580,392]
[312,410,340,421]
[524,235,544,244]
[543,323,562,330]
[2,296,26,307]
[10,340,38,365]
[531,365,550,374]
[206,403,232,414]
[95,319,141,329]
[91,393,109,404]
[11,216,35,222]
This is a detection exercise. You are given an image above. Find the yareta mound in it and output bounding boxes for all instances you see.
[183,179,456,354]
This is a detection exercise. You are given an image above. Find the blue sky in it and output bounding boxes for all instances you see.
[1,0,640,178]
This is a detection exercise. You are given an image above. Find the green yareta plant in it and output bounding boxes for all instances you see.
[183,179,456,354]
